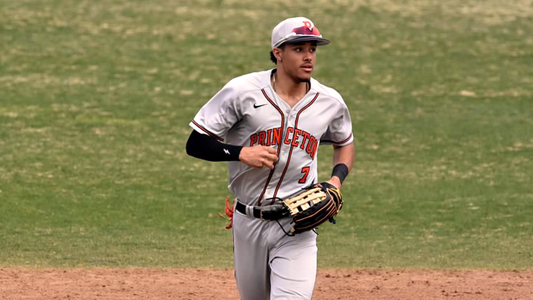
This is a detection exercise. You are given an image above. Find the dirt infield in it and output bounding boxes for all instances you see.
[1,268,532,299]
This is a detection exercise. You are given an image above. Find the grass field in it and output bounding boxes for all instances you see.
[1,0,532,270]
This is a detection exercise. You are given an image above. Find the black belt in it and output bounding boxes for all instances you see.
[235,201,262,218]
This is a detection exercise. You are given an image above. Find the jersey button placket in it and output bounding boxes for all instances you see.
[276,112,291,174]
[284,114,293,155]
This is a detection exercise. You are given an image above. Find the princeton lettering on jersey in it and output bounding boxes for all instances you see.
[249,127,318,159]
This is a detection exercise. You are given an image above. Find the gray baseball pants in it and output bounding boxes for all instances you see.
[232,204,318,300]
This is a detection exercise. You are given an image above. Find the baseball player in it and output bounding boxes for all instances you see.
[186,17,354,300]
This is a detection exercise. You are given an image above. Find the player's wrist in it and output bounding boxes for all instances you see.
[331,163,349,184]
[327,177,342,189]
[236,146,246,161]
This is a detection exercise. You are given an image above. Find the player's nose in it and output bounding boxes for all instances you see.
[303,50,314,61]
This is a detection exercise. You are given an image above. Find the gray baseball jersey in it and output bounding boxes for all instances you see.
[190,69,353,205]
[190,69,353,299]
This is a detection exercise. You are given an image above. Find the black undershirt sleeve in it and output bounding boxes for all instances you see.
[186,130,242,162]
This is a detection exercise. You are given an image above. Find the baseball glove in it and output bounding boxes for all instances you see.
[283,182,343,234]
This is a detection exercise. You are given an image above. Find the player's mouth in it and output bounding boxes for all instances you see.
[301,64,313,72]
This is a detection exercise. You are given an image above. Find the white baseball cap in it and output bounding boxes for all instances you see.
[271,17,330,49]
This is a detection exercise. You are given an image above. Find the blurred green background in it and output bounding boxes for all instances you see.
[0,0,532,269]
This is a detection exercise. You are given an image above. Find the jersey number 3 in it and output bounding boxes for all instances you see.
[299,166,310,184]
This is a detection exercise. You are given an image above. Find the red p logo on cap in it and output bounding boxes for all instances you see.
[292,23,321,36]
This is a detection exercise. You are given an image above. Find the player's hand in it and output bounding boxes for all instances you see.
[326,177,342,189]
[239,146,278,169]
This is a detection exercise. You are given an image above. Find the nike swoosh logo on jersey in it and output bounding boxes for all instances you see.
[253,103,267,109]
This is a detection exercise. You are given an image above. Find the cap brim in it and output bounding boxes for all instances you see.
[273,36,330,48]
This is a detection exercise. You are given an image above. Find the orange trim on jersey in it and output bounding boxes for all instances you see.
[191,120,224,142]
[272,92,320,199]
[257,89,285,206]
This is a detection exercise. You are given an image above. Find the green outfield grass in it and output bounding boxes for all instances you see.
[1,0,532,269]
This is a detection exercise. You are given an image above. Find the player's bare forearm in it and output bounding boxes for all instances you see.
[333,143,355,171]
[327,143,355,189]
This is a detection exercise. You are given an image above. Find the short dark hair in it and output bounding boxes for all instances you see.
[269,44,285,64]
[270,51,277,64]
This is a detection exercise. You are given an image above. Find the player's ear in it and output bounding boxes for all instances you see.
[272,47,283,62]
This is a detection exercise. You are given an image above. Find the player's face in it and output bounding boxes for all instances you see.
[280,42,317,82]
